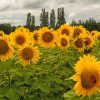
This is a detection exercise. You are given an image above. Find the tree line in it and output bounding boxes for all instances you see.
[0,7,100,34]
[25,7,66,31]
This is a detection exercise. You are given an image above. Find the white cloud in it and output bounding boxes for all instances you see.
[0,0,100,25]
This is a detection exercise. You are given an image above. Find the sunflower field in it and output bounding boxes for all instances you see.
[0,24,100,100]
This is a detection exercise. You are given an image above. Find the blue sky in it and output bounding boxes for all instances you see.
[0,0,100,26]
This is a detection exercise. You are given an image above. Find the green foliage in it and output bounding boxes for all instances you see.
[64,90,100,100]
[0,42,100,99]
[71,18,100,31]
[0,47,77,100]
[0,23,15,34]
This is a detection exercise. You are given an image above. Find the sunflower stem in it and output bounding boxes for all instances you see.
[8,72,11,88]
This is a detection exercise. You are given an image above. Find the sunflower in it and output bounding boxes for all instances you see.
[17,46,39,66]
[10,28,32,48]
[96,32,100,41]
[74,37,85,52]
[0,36,14,62]
[0,31,5,37]
[57,35,70,49]
[83,34,94,49]
[90,30,98,40]
[38,27,57,48]
[31,30,39,44]
[15,26,30,33]
[58,24,73,38]
[72,26,86,39]
[70,55,100,96]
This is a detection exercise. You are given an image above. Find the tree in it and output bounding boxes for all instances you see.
[45,11,49,26]
[26,13,31,27]
[61,7,66,25]
[56,7,66,28]
[70,18,100,31]
[40,9,49,27]
[0,23,12,34]
[50,9,56,28]
[31,15,35,27]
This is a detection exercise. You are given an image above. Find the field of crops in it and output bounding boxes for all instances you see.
[0,24,100,100]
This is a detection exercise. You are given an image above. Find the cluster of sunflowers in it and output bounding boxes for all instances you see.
[0,24,100,98]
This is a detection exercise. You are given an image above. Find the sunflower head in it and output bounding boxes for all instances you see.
[70,55,100,96]
[10,28,32,48]
[17,46,39,66]
[0,36,14,62]
[31,30,39,44]
[58,24,73,38]
[57,35,70,49]
[0,39,9,54]
[84,35,94,49]
[90,30,98,40]
[74,37,84,52]
[15,26,30,33]
[96,32,100,41]
[72,26,86,38]
[38,27,57,48]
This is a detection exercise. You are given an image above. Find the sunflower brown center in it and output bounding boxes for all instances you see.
[0,39,9,54]
[16,35,25,45]
[61,38,68,47]
[84,38,91,46]
[22,47,33,60]
[42,32,53,42]
[73,29,82,38]
[81,70,98,89]
[75,38,83,48]
[98,35,100,40]
[92,33,95,36]
[0,33,3,36]
[34,33,38,41]
[61,29,69,36]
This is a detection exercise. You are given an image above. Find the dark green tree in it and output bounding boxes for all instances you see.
[50,9,56,28]
[31,15,35,27]
[26,13,31,27]
[71,18,100,31]
[40,9,49,27]
[56,7,66,28]
[0,23,12,34]
[45,11,49,26]
[61,7,66,25]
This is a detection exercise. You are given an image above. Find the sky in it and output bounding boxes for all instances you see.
[0,0,100,26]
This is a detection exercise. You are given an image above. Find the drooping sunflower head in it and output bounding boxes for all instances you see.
[0,36,14,62]
[72,26,86,38]
[90,30,98,40]
[84,34,94,49]
[58,24,73,38]
[10,28,32,48]
[31,30,39,44]
[57,34,70,49]
[38,27,57,48]
[17,46,39,67]
[74,37,85,52]
[70,55,100,96]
